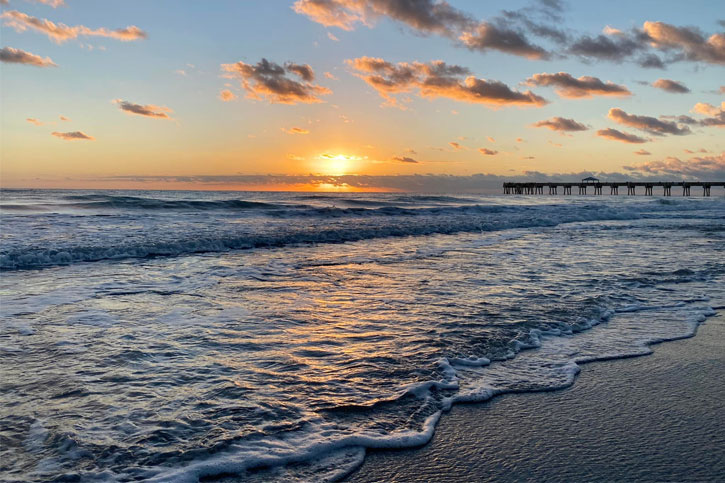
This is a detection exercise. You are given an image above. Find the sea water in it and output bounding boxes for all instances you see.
[0,190,722,481]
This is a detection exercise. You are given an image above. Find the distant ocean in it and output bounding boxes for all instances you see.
[1,189,723,481]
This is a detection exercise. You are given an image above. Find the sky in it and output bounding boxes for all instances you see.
[0,0,723,192]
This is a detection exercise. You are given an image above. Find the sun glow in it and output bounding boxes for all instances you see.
[318,153,362,175]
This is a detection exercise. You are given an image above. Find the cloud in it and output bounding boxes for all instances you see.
[692,102,723,116]
[449,141,463,150]
[113,99,173,119]
[27,0,65,7]
[637,54,666,69]
[1,10,147,43]
[293,0,548,60]
[566,21,725,67]
[292,0,473,35]
[51,131,94,141]
[347,57,547,108]
[498,6,568,45]
[603,25,623,36]
[222,58,331,104]
[633,149,651,155]
[624,152,725,178]
[608,108,691,136]
[327,31,339,41]
[642,21,725,65]
[667,114,699,125]
[596,128,648,144]
[219,89,237,102]
[26,118,43,125]
[283,127,310,134]
[526,72,631,98]
[324,71,339,80]
[567,33,644,63]
[0,46,56,66]
[690,102,725,127]
[652,78,690,93]
[391,155,418,163]
[285,62,315,81]
[478,148,498,155]
[59,115,70,121]
[459,22,549,59]
[532,116,588,132]
[487,136,495,143]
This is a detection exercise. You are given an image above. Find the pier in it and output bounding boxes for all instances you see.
[503,181,724,196]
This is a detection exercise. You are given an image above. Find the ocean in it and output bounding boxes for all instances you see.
[1,189,723,482]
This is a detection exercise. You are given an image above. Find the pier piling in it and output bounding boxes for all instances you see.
[502,181,723,197]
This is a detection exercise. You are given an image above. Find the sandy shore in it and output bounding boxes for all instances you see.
[347,314,725,482]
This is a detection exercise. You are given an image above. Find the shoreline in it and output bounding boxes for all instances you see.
[347,313,725,482]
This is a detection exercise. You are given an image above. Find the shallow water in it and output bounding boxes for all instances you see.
[1,190,723,481]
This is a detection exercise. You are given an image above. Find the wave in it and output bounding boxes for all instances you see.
[61,195,296,211]
[2,200,723,270]
[2,194,481,213]
[105,301,718,482]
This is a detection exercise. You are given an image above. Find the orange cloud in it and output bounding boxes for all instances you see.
[690,102,725,127]
[293,0,549,61]
[219,89,237,102]
[26,117,43,125]
[283,127,310,135]
[348,57,547,108]
[28,0,65,7]
[478,148,498,155]
[1,10,146,43]
[292,0,472,36]
[569,21,724,67]
[643,21,725,65]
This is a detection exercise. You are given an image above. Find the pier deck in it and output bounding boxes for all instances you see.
[503,181,724,196]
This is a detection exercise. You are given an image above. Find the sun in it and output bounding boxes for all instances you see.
[318,153,361,175]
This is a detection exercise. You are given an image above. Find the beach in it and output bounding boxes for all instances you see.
[349,313,725,482]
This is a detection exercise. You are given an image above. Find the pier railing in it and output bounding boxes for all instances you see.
[503,181,724,196]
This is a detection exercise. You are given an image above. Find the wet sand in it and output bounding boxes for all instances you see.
[347,314,725,482]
